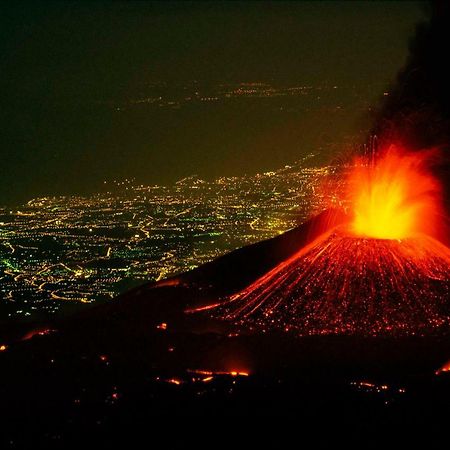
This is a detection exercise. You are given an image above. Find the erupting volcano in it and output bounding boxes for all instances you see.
[203,146,450,336]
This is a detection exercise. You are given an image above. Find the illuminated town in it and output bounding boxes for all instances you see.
[110,80,378,112]
[0,155,336,321]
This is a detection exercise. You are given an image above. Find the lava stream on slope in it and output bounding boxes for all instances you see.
[206,228,450,336]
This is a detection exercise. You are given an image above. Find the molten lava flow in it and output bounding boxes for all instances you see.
[205,230,450,336]
[348,146,442,240]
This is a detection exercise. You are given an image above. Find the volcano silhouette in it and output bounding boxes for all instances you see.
[204,228,450,336]
[1,211,450,447]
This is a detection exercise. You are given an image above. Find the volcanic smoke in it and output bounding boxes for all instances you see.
[203,146,450,336]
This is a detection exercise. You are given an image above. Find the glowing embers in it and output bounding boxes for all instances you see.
[21,328,56,341]
[349,381,406,405]
[207,230,450,336]
[435,360,450,375]
[155,370,250,387]
[348,146,442,240]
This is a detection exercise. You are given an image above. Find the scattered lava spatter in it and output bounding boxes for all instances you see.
[201,146,450,336]
[210,230,450,336]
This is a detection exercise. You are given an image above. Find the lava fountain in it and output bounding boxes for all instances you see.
[201,145,450,336]
[349,146,443,240]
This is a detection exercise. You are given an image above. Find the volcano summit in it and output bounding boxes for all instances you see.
[196,146,450,337]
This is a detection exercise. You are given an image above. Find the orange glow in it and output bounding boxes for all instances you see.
[188,369,213,375]
[230,371,248,377]
[22,328,55,341]
[0,344,7,351]
[156,322,167,330]
[435,360,450,375]
[348,146,442,240]
[185,302,222,313]
[188,369,249,377]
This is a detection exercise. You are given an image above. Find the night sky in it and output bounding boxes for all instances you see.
[1,1,425,204]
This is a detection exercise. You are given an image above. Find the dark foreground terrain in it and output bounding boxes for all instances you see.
[0,211,449,448]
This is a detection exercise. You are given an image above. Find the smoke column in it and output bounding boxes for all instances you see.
[372,1,450,216]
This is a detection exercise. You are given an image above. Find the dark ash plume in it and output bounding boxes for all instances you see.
[373,1,450,210]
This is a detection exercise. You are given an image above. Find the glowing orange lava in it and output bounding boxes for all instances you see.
[435,360,450,375]
[348,146,442,240]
